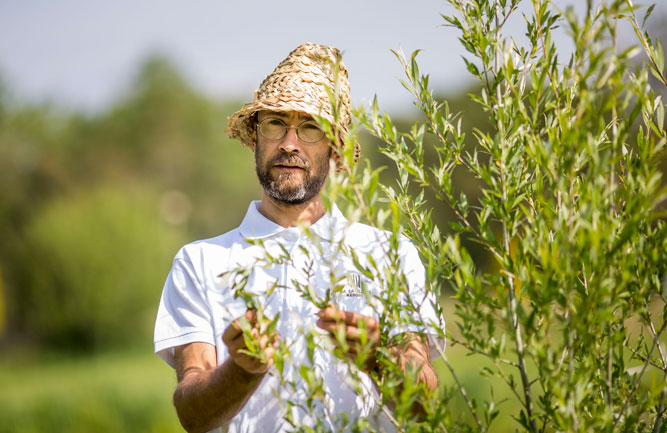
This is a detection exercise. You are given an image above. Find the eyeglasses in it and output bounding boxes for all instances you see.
[257,117,325,143]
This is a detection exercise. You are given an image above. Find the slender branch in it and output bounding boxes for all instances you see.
[533,0,560,100]
[645,301,667,433]
[606,323,613,413]
[495,0,536,431]
[448,336,519,368]
[426,180,503,261]
[504,206,537,433]
[442,355,486,431]
[626,343,666,372]
[601,32,640,409]
[566,303,580,431]
[652,378,666,433]
[645,301,667,370]
[614,318,667,427]
[623,0,667,86]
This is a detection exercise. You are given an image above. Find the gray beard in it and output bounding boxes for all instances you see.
[255,149,330,205]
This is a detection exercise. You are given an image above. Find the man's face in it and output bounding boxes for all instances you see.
[254,110,333,205]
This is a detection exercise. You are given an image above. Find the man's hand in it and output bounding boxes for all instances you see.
[316,305,438,392]
[222,309,281,375]
[172,310,279,432]
[316,305,380,371]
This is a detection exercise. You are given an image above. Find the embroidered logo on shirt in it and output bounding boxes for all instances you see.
[343,274,364,297]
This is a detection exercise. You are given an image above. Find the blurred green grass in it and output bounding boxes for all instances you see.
[0,348,518,433]
[0,304,518,433]
[0,349,180,433]
[0,349,488,433]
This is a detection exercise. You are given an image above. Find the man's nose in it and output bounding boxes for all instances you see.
[279,127,301,153]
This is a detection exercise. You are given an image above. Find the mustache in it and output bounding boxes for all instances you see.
[270,154,308,169]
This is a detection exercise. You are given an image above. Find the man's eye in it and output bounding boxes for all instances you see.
[267,119,285,126]
[301,122,321,131]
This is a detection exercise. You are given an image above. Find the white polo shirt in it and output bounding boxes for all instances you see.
[154,201,443,433]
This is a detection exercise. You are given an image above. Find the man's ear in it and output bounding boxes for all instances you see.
[330,144,343,173]
[249,112,258,151]
[330,146,340,164]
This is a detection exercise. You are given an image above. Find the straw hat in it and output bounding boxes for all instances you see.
[225,43,360,165]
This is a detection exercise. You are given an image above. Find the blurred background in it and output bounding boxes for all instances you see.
[1,1,665,431]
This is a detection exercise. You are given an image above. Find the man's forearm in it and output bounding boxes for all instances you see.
[173,357,266,433]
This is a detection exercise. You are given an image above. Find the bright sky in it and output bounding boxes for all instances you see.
[0,1,664,114]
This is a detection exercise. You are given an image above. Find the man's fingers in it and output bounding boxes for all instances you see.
[222,309,259,343]
[316,320,380,342]
[263,346,276,361]
[222,321,242,344]
[258,333,272,349]
[317,307,378,329]
[237,309,258,330]
[221,309,281,374]
[225,321,280,355]
[228,335,278,370]
[225,333,246,356]
[317,306,342,321]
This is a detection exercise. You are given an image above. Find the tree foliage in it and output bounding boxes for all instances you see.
[352,0,667,431]
[0,56,258,349]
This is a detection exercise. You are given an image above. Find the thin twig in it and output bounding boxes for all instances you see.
[442,355,486,431]
[495,0,537,431]
[614,318,667,428]
[533,1,560,100]
[623,0,667,86]
[626,343,666,373]
[448,336,519,368]
[652,378,666,433]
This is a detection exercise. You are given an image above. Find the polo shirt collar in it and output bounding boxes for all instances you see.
[238,200,348,242]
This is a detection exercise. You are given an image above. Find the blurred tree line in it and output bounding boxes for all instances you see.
[0,54,491,353]
[0,56,261,351]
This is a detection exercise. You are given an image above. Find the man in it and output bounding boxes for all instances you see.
[154,43,443,433]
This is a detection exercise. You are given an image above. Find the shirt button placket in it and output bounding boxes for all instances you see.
[282,230,300,309]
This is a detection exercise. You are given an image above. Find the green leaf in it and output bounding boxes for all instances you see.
[642,4,655,28]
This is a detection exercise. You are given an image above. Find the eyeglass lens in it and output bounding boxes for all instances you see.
[259,118,324,143]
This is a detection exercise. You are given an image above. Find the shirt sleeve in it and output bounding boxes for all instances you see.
[390,238,446,361]
[154,253,215,368]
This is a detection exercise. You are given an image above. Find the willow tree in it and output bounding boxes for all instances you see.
[348,0,667,431]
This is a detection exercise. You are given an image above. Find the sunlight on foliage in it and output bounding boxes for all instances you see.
[355,1,667,431]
